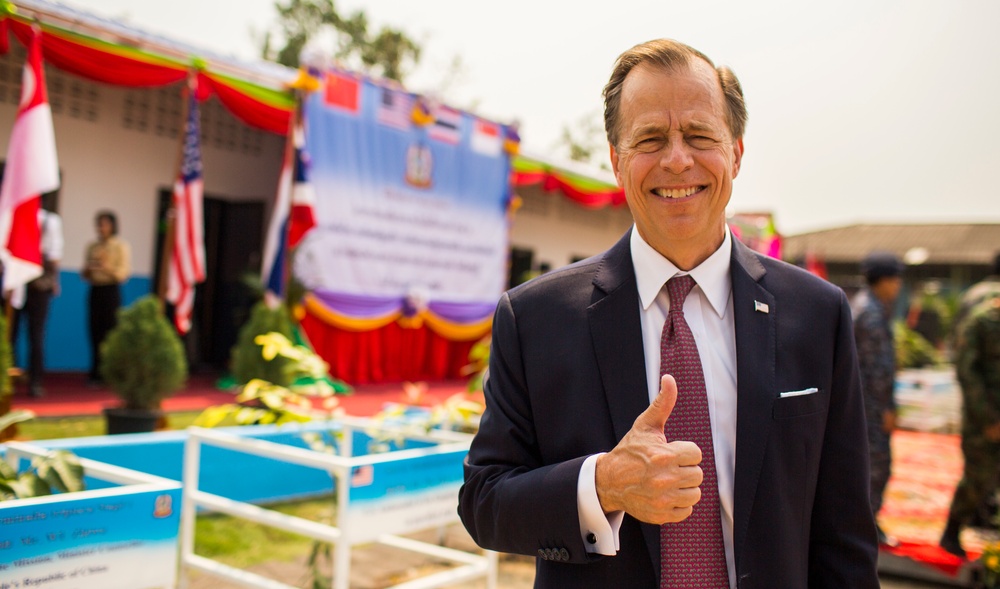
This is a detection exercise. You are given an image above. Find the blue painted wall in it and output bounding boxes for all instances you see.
[11,270,152,372]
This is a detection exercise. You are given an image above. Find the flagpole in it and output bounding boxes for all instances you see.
[156,72,194,302]
[280,92,303,307]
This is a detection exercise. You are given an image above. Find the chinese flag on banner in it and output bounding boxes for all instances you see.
[0,29,60,308]
[323,71,360,113]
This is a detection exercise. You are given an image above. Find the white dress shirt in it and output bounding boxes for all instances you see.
[577,226,738,588]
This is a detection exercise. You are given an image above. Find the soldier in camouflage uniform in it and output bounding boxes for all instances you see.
[952,252,1000,347]
[940,295,1000,558]
[851,252,904,546]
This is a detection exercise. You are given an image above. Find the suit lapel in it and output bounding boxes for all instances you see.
[588,231,649,442]
[729,239,776,567]
[587,231,661,571]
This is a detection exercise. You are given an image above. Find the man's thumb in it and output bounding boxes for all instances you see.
[639,374,678,429]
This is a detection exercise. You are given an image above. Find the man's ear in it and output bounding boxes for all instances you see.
[610,143,623,187]
[732,138,744,179]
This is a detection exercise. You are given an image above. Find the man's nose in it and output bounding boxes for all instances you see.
[659,140,694,174]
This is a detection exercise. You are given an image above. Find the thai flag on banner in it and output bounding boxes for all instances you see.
[429,105,462,145]
[166,83,205,334]
[262,122,316,298]
[377,87,413,130]
[0,29,59,308]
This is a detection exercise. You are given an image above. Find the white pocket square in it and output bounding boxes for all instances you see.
[779,387,819,398]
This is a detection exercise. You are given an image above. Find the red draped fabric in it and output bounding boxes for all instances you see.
[1,17,293,134]
[197,73,293,135]
[300,309,478,385]
[7,19,188,87]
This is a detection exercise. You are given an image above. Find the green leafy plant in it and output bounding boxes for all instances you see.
[196,332,346,427]
[982,540,1000,588]
[0,311,13,400]
[0,449,84,502]
[230,301,296,388]
[100,295,188,411]
[894,320,944,369]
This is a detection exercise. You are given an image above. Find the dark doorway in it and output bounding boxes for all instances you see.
[154,191,264,370]
[509,247,534,289]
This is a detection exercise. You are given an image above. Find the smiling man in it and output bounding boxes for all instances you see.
[459,39,879,588]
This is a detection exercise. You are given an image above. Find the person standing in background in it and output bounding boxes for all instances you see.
[851,251,904,547]
[81,210,129,386]
[11,192,63,398]
[939,294,1000,558]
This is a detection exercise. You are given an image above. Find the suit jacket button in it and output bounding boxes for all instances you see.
[559,548,569,561]
[537,549,547,560]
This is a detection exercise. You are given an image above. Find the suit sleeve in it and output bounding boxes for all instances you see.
[458,292,596,563]
[808,291,880,588]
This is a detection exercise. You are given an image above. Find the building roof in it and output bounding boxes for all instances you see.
[783,223,1000,265]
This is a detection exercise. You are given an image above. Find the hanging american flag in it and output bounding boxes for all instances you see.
[0,28,59,308]
[166,81,205,334]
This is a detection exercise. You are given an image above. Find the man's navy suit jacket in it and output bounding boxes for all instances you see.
[458,231,880,588]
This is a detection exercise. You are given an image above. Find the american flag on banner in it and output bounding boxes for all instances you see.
[377,87,413,130]
[262,121,316,298]
[166,83,205,334]
[0,29,59,308]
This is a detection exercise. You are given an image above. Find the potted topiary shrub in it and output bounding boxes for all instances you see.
[0,311,17,441]
[100,295,188,434]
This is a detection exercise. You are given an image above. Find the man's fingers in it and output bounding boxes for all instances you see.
[635,374,679,431]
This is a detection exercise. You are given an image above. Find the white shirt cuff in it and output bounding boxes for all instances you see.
[577,453,623,555]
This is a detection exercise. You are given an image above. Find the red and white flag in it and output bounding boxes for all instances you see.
[165,82,205,334]
[0,30,59,308]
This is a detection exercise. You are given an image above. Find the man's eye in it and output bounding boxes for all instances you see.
[689,135,716,147]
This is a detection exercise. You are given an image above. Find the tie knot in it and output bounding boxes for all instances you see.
[666,274,696,310]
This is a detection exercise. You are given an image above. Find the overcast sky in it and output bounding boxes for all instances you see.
[65,0,1000,235]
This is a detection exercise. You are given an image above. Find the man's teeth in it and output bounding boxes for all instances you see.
[653,187,700,199]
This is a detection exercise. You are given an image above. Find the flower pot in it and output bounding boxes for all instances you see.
[103,407,164,435]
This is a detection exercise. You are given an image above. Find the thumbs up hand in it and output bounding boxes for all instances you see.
[595,374,704,524]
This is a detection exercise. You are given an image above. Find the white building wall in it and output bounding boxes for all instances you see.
[0,47,285,278]
[511,185,633,269]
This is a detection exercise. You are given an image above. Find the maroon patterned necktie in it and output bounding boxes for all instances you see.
[659,274,729,588]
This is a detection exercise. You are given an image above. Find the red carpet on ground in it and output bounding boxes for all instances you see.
[8,372,470,419]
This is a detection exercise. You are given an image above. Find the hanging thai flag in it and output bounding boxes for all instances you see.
[262,119,316,298]
[166,81,205,334]
[0,29,59,308]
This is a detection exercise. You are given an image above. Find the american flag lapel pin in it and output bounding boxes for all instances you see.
[754,300,769,314]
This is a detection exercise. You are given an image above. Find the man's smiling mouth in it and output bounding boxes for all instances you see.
[652,186,703,199]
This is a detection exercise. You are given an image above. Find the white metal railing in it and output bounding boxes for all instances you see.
[178,422,497,589]
[2,440,179,490]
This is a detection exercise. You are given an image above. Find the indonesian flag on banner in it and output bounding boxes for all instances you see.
[0,29,59,308]
[166,83,205,334]
[262,122,316,298]
[471,119,502,156]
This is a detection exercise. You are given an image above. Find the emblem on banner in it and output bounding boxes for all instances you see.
[153,494,174,518]
[405,142,433,188]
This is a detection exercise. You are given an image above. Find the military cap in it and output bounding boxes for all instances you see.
[861,251,904,281]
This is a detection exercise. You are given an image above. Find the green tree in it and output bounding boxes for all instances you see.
[556,110,610,171]
[263,0,421,83]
